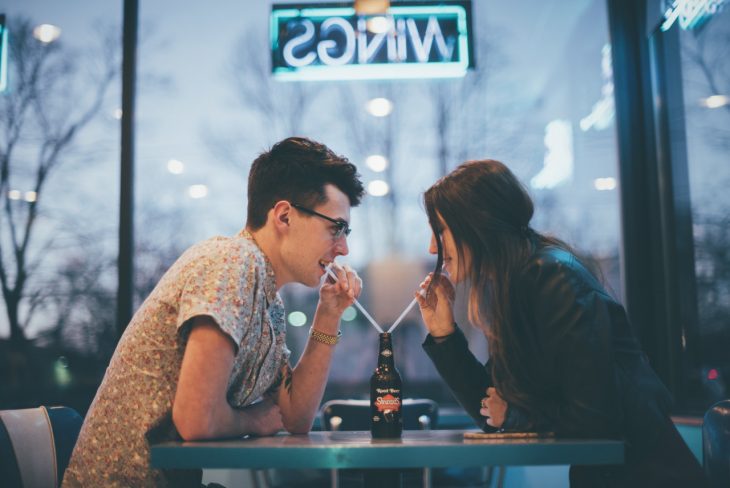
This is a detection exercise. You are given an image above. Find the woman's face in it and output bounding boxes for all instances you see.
[429,215,469,283]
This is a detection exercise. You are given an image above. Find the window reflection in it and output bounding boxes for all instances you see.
[680,8,730,408]
[0,0,621,413]
[0,5,122,409]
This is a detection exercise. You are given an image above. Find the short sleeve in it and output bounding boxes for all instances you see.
[268,294,292,387]
[176,245,258,351]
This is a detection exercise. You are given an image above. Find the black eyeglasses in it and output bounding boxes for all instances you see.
[291,203,351,239]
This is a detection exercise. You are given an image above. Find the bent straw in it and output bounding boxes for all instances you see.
[387,289,426,333]
[324,265,384,333]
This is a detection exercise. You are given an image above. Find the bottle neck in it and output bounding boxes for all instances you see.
[377,333,395,368]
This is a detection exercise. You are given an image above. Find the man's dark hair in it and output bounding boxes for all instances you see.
[246,137,365,230]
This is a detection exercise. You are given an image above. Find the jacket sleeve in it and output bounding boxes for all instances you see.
[422,327,495,431]
[516,255,623,439]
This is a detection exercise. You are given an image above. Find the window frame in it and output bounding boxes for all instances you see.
[607,0,702,413]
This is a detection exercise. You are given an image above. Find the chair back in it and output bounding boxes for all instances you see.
[0,406,83,488]
[704,399,730,488]
[320,398,438,431]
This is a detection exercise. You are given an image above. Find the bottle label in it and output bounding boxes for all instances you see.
[374,393,401,412]
[380,349,393,357]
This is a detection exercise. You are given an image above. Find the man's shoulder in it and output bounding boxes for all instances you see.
[183,234,261,263]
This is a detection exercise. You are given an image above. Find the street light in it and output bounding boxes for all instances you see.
[354,0,390,15]
[33,24,61,43]
[366,97,393,117]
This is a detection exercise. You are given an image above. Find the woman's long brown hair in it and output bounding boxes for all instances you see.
[424,160,577,422]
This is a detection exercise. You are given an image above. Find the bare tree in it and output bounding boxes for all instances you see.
[337,82,406,255]
[37,243,117,359]
[682,14,730,347]
[34,207,187,361]
[682,17,730,151]
[204,27,324,171]
[429,25,523,176]
[0,18,118,345]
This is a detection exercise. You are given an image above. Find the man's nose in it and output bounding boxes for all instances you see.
[334,236,349,256]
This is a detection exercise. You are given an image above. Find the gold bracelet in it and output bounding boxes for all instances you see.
[309,327,341,345]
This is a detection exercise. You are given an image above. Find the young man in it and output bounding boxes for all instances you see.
[63,137,365,487]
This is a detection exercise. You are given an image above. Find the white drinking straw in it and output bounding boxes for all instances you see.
[325,265,384,333]
[387,289,426,333]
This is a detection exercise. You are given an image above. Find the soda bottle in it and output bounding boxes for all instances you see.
[370,332,402,438]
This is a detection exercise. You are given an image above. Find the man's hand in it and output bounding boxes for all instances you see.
[317,264,362,327]
[242,398,284,436]
[415,272,456,338]
[480,387,508,428]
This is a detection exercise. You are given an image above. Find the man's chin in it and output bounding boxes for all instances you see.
[305,270,324,288]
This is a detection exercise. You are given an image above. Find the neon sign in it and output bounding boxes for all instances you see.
[0,15,7,93]
[661,0,727,31]
[270,2,473,81]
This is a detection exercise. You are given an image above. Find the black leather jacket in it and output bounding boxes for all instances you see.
[423,247,703,486]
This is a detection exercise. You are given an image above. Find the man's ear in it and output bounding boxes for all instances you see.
[271,201,291,231]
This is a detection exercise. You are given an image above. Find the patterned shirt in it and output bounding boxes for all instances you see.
[63,229,289,487]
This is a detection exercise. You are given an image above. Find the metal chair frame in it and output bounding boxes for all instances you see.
[0,405,82,488]
[321,398,439,488]
[703,399,730,487]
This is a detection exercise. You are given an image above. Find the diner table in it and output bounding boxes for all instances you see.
[151,429,624,487]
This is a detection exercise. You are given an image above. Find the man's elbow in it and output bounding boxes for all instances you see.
[173,404,216,441]
[284,418,313,435]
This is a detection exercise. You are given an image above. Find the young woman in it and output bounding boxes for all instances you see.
[415,160,706,487]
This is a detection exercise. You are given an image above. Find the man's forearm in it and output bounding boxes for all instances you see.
[174,400,255,440]
[173,318,284,440]
[278,305,339,433]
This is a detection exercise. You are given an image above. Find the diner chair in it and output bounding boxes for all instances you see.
[703,398,730,487]
[320,398,438,432]
[321,399,496,488]
[321,398,439,488]
[252,399,439,488]
[0,405,83,488]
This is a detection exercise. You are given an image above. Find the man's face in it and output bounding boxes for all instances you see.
[282,184,351,287]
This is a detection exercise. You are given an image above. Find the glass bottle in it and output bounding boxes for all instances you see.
[370,332,403,438]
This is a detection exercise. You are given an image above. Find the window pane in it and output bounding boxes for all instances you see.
[0,2,122,410]
[136,0,620,406]
[679,8,730,409]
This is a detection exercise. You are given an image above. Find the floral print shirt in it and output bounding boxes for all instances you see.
[63,229,289,487]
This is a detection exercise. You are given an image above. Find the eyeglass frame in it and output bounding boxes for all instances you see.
[291,203,351,239]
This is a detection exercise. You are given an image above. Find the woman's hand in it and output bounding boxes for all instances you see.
[480,387,508,428]
[415,272,456,337]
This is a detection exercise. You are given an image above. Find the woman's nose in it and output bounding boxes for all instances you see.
[429,234,438,254]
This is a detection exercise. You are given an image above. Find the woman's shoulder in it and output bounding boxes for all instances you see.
[516,246,602,295]
[522,246,579,275]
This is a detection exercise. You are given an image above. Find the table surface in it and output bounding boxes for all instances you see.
[151,430,624,470]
